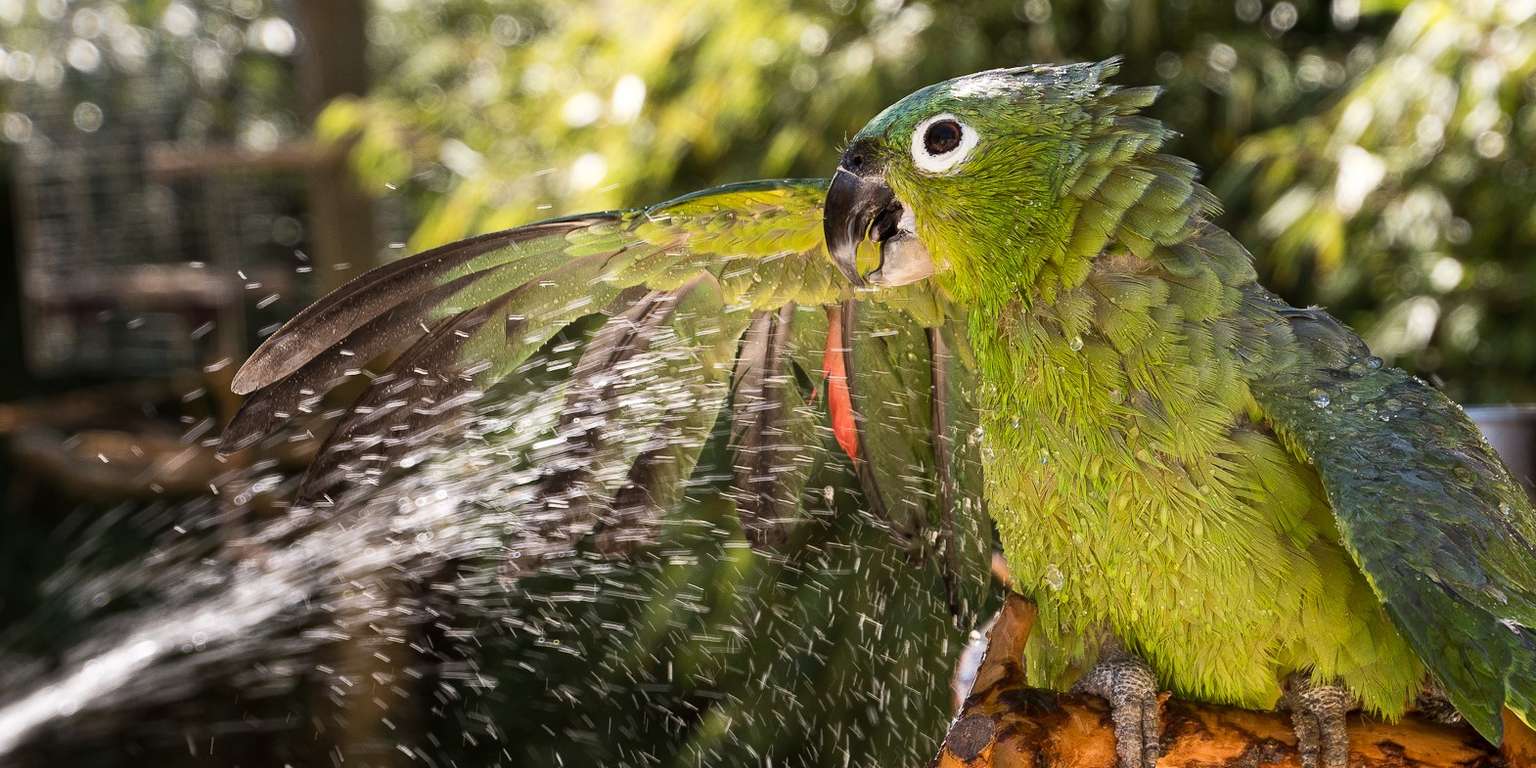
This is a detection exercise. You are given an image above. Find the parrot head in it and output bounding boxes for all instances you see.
[824,59,1131,303]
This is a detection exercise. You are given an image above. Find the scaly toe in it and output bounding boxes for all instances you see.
[1285,675,1355,768]
[1074,655,1163,768]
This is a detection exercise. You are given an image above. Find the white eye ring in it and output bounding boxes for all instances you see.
[910,113,977,175]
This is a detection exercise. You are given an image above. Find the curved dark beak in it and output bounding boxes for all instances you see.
[823,167,897,288]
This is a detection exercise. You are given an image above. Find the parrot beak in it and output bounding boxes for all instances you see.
[824,165,935,288]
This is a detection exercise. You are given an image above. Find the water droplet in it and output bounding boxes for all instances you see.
[1309,388,1330,408]
[1068,335,1084,352]
[1044,564,1064,591]
[1365,356,1383,370]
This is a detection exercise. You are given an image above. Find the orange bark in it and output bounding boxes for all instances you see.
[937,596,1517,768]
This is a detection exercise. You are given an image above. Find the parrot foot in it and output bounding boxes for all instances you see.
[1283,674,1356,768]
[1072,650,1163,768]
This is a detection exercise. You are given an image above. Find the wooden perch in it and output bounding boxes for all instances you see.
[936,596,1520,768]
[146,142,328,178]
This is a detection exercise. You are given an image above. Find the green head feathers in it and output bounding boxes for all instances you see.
[824,58,1208,308]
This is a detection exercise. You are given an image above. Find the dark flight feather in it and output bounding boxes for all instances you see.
[1255,304,1536,742]
[233,216,613,395]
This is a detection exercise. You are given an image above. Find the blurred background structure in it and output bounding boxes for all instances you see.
[0,0,1533,766]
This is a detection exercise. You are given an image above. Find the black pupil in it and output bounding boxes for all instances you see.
[924,120,962,155]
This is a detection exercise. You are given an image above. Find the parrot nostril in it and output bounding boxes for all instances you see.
[848,153,865,171]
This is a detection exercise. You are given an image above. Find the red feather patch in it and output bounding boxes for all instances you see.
[823,306,858,462]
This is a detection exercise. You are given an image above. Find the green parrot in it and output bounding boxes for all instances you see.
[224,59,1536,768]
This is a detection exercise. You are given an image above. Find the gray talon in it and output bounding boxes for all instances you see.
[1073,651,1163,768]
[1283,674,1355,768]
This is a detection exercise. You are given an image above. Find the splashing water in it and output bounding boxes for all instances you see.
[0,468,466,756]
[0,383,586,759]
[0,340,972,766]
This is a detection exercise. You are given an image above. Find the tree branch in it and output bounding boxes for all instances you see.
[936,596,1516,768]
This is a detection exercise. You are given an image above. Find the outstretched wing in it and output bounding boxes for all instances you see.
[222,177,993,621]
[1250,302,1536,743]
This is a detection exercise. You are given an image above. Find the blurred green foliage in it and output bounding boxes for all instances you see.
[0,0,302,149]
[3,0,1528,397]
[1224,0,1536,402]
[327,0,1380,244]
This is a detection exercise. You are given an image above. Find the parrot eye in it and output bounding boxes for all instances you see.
[924,120,961,154]
[911,113,977,174]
